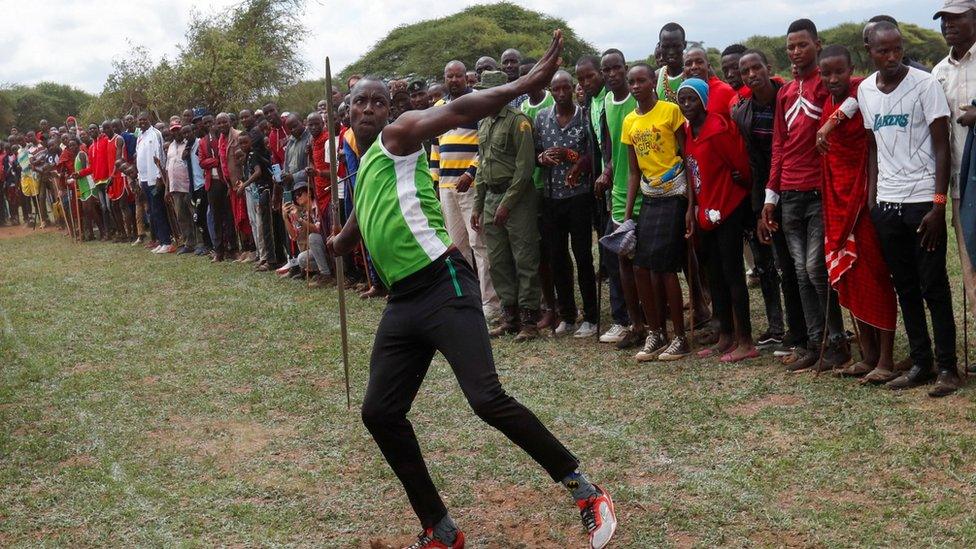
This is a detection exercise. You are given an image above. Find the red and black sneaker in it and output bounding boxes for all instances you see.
[577,485,618,549]
[403,528,465,549]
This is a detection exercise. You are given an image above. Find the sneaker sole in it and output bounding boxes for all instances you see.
[591,487,618,549]
[658,351,690,361]
[772,349,795,357]
[635,344,668,362]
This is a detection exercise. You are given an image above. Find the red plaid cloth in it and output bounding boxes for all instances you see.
[821,86,897,331]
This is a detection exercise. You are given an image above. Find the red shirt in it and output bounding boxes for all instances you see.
[267,125,287,166]
[197,134,222,191]
[310,130,331,213]
[684,112,752,231]
[767,67,829,196]
[706,76,737,118]
[218,132,230,181]
[77,135,118,182]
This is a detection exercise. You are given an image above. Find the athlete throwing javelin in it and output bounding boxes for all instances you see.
[327,31,617,549]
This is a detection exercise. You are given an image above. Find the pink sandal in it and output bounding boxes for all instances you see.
[719,349,760,363]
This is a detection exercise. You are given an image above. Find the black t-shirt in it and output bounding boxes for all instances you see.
[245,149,273,189]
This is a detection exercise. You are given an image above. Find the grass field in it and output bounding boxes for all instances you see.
[1,227,975,548]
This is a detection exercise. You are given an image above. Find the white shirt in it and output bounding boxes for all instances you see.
[858,67,951,204]
[933,41,976,197]
[135,126,164,183]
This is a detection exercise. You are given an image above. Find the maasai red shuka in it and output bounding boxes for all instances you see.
[820,79,897,331]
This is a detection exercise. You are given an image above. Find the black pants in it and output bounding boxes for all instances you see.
[207,179,235,255]
[701,201,752,337]
[362,250,579,528]
[258,187,286,265]
[543,194,599,324]
[192,187,212,249]
[748,207,807,341]
[872,202,956,371]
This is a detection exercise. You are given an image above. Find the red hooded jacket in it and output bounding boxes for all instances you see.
[684,111,752,231]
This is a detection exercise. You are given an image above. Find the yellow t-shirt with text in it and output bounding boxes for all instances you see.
[620,100,686,197]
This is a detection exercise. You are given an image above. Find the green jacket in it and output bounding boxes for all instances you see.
[475,105,536,214]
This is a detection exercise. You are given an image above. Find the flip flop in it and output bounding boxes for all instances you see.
[836,361,874,377]
[719,349,761,363]
[860,367,898,385]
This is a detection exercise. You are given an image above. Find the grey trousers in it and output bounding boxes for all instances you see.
[245,188,265,261]
[780,190,844,348]
[297,232,331,275]
[171,191,198,249]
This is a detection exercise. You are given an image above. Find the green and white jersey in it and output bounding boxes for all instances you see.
[604,92,638,222]
[354,133,452,287]
[521,91,555,191]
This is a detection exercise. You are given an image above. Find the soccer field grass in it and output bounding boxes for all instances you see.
[1,229,975,547]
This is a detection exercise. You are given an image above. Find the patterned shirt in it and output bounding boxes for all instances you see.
[534,105,591,199]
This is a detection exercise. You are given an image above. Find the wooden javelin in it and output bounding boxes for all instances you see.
[325,57,351,410]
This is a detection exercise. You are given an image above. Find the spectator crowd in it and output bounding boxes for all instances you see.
[2,3,974,403]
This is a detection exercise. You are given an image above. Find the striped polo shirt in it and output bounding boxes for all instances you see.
[429,96,479,189]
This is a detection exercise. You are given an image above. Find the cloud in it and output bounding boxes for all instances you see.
[0,0,941,94]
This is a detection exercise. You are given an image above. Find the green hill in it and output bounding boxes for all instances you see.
[339,2,596,82]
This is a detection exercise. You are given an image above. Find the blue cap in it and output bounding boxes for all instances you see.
[191,107,209,122]
[678,78,709,109]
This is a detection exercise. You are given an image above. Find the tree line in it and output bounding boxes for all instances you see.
[0,1,949,136]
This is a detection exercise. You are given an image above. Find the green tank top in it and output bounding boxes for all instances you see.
[604,92,638,223]
[354,133,452,287]
[74,152,96,201]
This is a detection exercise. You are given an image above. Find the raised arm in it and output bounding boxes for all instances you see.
[383,30,564,156]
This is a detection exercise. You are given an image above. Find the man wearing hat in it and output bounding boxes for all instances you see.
[472,70,542,340]
[166,120,198,254]
[408,78,432,111]
[933,0,976,338]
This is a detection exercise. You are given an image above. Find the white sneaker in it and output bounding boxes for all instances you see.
[554,321,576,336]
[574,321,598,338]
[599,324,627,343]
[150,245,163,253]
[159,244,175,254]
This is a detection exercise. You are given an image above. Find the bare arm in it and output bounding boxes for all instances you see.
[623,145,640,221]
[866,130,878,210]
[382,30,564,156]
[919,117,950,251]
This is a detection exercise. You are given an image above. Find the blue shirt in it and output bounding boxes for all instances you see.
[121,132,137,161]
[190,139,205,191]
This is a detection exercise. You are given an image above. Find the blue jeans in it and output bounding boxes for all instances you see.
[141,181,171,245]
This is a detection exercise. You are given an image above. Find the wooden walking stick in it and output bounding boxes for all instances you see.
[326,57,352,410]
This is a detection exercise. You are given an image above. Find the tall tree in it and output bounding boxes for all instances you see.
[1,83,93,135]
[82,0,306,122]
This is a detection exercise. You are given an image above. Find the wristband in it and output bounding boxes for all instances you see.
[933,193,948,205]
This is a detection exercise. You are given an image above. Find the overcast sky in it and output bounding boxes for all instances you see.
[0,0,941,94]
